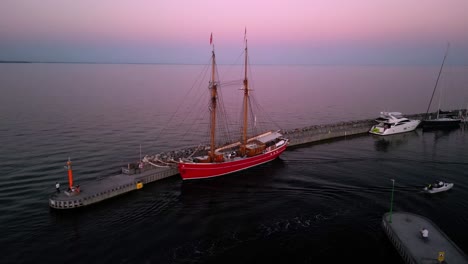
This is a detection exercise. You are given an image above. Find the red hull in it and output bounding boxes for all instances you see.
[178,143,288,180]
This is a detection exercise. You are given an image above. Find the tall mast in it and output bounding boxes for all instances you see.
[425,42,450,120]
[209,37,217,160]
[242,32,249,145]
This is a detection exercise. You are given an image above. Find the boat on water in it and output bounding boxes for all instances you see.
[462,106,468,124]
[369,112,421,136]
[423,180,454,194]
[421,43,462,129]
[177,32,289,180]
[422,109,462,128]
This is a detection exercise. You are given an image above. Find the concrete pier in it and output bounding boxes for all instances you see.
[49,110,465,209]
[49,166,178,209]
[283,113,430,147]
[49,117,380,209]
[284,118,376,147]
[382,212,468,264]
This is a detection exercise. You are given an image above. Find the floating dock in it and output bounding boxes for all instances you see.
[49,110,466,209]
[382,212,468,264]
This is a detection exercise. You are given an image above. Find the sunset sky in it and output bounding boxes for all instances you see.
[1,0,467,64]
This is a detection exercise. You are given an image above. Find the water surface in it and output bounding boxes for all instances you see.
[0,63,467,263]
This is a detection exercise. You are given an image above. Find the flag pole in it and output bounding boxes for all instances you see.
[389,179,395,223]
[210,32,214,52]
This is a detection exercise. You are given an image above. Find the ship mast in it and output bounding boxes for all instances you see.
[209,37,217,161]
[242,31,249,145]
[425,42,450,120]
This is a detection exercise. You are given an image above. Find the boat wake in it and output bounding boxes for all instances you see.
[169,210,348,263]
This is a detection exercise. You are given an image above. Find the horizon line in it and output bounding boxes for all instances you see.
[1,60,467,67]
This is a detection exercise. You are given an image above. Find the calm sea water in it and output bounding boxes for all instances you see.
[0,63,467,263]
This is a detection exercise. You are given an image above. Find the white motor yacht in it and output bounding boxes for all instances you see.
[369,112,421,136]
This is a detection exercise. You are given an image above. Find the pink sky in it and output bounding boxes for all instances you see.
[1,0,468,64]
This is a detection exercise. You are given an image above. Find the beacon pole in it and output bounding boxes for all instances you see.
[389,179,395,223]
[67,157,73,189]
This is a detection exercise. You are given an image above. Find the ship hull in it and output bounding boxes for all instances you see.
[421,118,461,128]
[178,143,288,180]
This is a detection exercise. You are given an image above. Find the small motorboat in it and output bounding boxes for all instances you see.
[423,181,454,194]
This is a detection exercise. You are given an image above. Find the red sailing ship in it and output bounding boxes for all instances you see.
[177,32,289,180]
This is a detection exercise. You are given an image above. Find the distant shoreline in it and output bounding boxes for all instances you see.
[0,61,197,65]
[0,60,33,64]
[1,60,467,66]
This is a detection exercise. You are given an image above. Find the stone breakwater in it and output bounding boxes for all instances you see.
[51,110,467,209]
[147,112,447,163]
[283,119,376,147]
[283,113,427,147]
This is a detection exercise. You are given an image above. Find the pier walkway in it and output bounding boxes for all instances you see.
[49,111,466,209]
[49,167,178,209]
[382,212,468,264]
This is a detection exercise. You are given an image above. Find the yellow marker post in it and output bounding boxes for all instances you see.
[136,182,143,189]
[438,251,445,262]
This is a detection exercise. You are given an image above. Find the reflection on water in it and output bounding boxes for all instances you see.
[422,126,461,141]
[372,130,420,152]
